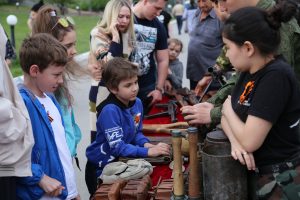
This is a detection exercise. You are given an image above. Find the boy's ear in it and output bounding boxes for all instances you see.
[29,64,40,77]
[110,87,118,95]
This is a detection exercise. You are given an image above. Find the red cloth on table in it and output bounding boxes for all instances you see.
[143,95,185,186]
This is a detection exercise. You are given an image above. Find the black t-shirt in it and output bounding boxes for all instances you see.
[131,15,168,90]
[231,56,300,167]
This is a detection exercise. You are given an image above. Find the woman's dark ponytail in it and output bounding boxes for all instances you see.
[266,0,298,29]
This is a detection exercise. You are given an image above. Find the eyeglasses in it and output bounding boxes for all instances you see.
[51,17,74,30]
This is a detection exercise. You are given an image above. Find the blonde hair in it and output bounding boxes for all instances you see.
[168,38,183,52]
[96,0,135,46]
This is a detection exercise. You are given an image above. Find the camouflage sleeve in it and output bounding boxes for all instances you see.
[216,46,231,70]
[210,105,223,125]
[207,73,239,125]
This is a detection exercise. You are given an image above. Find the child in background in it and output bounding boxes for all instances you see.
[32,5,83,163]
[164,38,184,92]
[27,0,44,31]
[17,33,80,199]
[85,57,170,197]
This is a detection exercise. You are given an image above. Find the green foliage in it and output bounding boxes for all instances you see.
[49,0,76,6]
[9,59,22,77]
[0,4,99,77]
[76,0,109,11]
[78,0,90,11]
[90,0,109,11]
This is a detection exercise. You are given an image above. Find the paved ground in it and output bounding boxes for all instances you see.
[70,20,190,199]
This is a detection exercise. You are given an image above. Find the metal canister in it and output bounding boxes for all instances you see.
[202,129,248,200]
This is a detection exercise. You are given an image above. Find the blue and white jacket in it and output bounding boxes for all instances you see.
[86,94,150,176]
[16,85,68,200]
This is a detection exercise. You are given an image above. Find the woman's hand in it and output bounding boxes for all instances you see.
[221,116,256,170]
[230,140,256,170]
[110,22,120,43]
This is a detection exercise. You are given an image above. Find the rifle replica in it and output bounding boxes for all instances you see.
[197,66,227,103]
[144,100,178,123]
[142,121,189,135]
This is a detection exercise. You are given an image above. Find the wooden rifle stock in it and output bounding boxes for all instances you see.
[142,122,189,134]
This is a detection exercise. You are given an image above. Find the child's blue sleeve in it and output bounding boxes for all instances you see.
[99,106,149,158]
[16,163,45,199]
[17,163,44,185]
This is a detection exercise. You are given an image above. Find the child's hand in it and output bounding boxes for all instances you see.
[38,174,65,197]
[195,76,212,96]
[148,143,170,157]
[155,142,170,149]
[74,194,81,200]
[48,186,65,197]
[88,62,102,81]
[164,80,172,92]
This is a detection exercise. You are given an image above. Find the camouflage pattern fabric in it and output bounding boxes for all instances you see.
[256,165,300,199]
[215,46,231,71]
[207,73,239,126]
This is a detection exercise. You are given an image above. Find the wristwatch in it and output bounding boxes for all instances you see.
[155,86,164,94]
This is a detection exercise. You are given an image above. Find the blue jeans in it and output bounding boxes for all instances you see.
[176,16,183,34]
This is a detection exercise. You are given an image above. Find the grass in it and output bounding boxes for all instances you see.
[0,4,100,77]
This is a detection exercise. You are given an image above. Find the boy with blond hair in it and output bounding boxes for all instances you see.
[165,38,184,92]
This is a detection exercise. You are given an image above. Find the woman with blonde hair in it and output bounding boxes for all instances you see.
[86,0,135,197]
[88,0,135,143]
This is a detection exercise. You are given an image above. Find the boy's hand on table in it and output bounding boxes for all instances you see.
[148,142,170,157]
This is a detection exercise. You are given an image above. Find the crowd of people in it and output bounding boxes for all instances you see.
[1,0,300,199]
